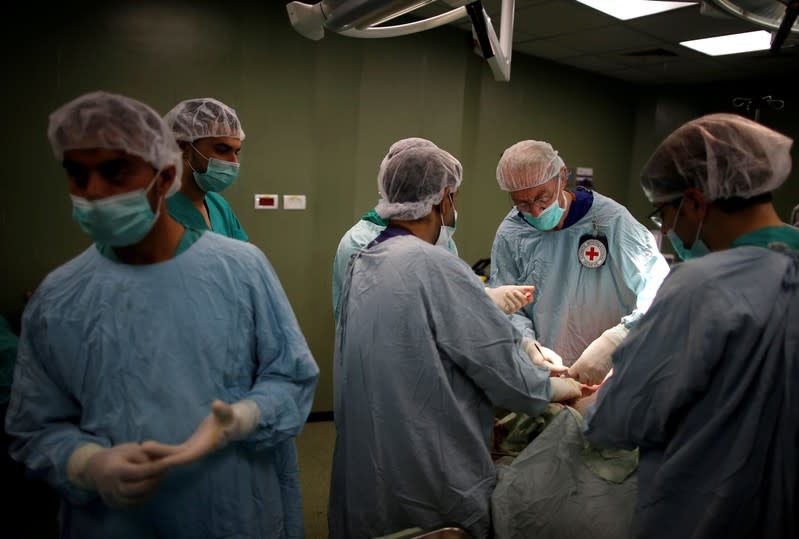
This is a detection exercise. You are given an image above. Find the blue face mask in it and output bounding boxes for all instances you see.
[70,175,160,247]
[667,198,710,261]
[189,144,240,192]
[521,183,565,231]
[436,193,458,254]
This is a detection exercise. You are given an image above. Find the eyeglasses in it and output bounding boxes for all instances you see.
[511,189,557,213]
[647,198,682,228]
[647,206,667,228]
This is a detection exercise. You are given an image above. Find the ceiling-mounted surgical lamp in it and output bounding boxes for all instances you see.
[703,0,799,53]
[286,0,516,81]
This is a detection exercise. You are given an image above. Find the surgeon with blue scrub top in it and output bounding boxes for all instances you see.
[489,140,670,384]
[583,113,799,538]
[4,91,319,539]
[164,97,248,240]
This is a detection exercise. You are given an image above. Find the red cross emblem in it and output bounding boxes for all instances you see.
[578,237,606,268]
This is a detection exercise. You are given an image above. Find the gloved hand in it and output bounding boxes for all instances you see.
[522,338,568,376]
[141,400,260,469]
[567,324,629,385]
[67,442,170,508]
[485,285,535,314]
[549,377,582,403]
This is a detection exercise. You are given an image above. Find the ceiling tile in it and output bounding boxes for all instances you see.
[514,38,582,59]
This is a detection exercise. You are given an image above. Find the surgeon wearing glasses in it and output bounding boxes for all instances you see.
[584,112,799,539]
[489,140,670,386]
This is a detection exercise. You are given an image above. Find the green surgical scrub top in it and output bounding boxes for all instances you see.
[167,191,248,241]
[731,224,799,251]
[0,315,18,404]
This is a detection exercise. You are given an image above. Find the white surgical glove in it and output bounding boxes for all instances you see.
[141,399,260,469]
[67,442,169,508]
[485,285,535,314]
[567,324,629,385]
[522,338,568,376]
[549,377,582,403]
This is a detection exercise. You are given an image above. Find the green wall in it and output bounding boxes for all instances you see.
[2,1,795,413]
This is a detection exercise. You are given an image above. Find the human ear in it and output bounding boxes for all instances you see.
[177,141,192,161]
[158,166,177,196]
[683,187,708,218]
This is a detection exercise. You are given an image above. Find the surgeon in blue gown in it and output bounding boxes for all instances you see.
[332,138,447,322]
[584,113,799,539]
[166,96,305,537]
[4,91,319,539]
[489,140,670,384]
[328,144,582,539]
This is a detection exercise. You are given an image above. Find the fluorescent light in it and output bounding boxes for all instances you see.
[680,30,771,56]
[576,1,696,21]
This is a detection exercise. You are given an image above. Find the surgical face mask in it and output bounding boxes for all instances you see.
[436,193,457,249]
[520,183,565,231]
[189,144,240,192]
[666,198,710,261]
[70,175,160,247]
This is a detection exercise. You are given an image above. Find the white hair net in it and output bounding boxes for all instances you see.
[496,140,566,192]
[385,137,438,160]
[377,137,438,187]
[47,91,183,197]
[792,204,799,227]
[164,97,246,142]
[641,113,793,203]
[375,146,463,221]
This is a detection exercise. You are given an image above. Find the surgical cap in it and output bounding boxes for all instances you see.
[641,113,793,203]
[385,137,438,160]
[164,97,246,142]
[496,140,566,192]
[375,146,463,221]
[377,137,438,187]
[47,91,183,196]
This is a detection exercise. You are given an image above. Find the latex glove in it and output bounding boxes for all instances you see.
[549,377,582,403]
[522,338,569,376]
[567,324,629,385]
[67,442,170,508]
[141,400,260,469]
[485,285,535,314]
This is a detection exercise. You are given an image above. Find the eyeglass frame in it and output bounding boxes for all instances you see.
[510,175,562,214]
[647,196,683,228]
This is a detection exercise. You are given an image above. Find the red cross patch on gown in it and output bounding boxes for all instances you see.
[578,236,607,268]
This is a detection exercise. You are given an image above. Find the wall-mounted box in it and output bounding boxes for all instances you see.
[255,194,279,209]
[284,195,306,210]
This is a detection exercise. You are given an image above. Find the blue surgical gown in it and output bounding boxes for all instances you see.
[489,191,669,364]
[5,232,319,539]
[331,215,386,322]
[331,210,458,322]
[583,241,799,539]
[168,191,249,241]
[329,234,552,539]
